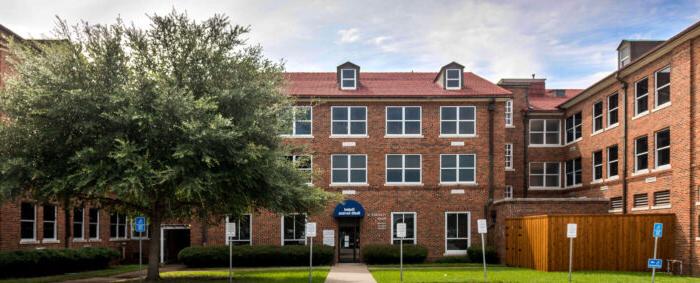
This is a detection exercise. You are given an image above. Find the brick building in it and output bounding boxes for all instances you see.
[1,20,699,274]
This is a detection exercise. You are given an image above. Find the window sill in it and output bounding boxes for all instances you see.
[606,176,619,182]
[606,123,619,130]
[88,238,101,242]
[651,204,672,210]
[42,239,60,244]
[131,238,150,241]
[19,239,39,245]
[591,130,604,137]
[385,183,424,187]
[280,135,314,139]
[631,206,649,211]
[564,138,582,146]
[505,125,516,129]
[632,169,650,177]
[439,134,477,138]
[444,250,468,256]
[329,135,369,139]
[72,239,87,243]
[384,135,424,139]
[505,168,515,172]
[590,179,604,185]
[564,184,583,189]
[529,187,563,191]
[329,183,369,187]
[632,111,649,120]
[528,144,563,148]
[608,209,623,213]
[652,165,671,172]
[599,186,608,191]
[652,102,671,112]
[439,182,478,187]
[109,238,129,241]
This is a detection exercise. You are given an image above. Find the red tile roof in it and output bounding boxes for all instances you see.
[283,72,511,98]
[528,89,583,111]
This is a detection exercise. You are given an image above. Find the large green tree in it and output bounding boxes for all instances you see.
[0,12,333,280]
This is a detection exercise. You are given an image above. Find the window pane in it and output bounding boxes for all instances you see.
[530,133,543,144]
[637,155,648,170]
[446,214,457,238]
[405,170,420,182]
[342,69,355,79]
[21,203,34,220]
[458,121,475,135]
[387,155,402,168]
[459,107,475,120]
[332,107,347,120]
[637,96,648,113]
[332,122,348,135]
[636,78,648,96]
[656,68,670,86]
[530,163,544,174]
[351,156,366,168]
[459,169,475,182]
[442,155,456,168]
[657,86,670,105]
[441,122,456,134]
[459,155,475,168]
[405,107,420,120]
[441,169,456,182]
[43,222,55,239]
[530,120,544,131]
[21,222,34,239]
[332,170,348,183]
[405,155,420,168]
[529,176,543,187]
[457,214,468,237]
[387,121,403,134]
[447,239,469,250]
[545,133,559,144]
[350,170,366,183]
[404,122,420,134]
[546,120,559,131]
[350,107,365,120]
[350,122,366,135]
[446,79,460,88]
[387,107,402,120]
[446,69,460,79]
[295,122,311,135]
[441,107,456,120]
[545,163,559,174]
[43,205,55,221]
[636,137,648,153]
[333,155,348,168]
[656,130,670,147]
[546,175,559,187]
[387,169,403,183]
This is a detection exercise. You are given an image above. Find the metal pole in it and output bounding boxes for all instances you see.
[481,233,487,282]
[400,239,403,282]
[309,237,313,283]
[139,238,142,275]
[568,238,573,283]
[651,237,658,283]
[229,238,233,283]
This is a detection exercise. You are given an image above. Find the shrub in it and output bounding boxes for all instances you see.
[434,255,470,263]
[361,244,428,264]
[0,247,119,278]
[467,246,499,264]
[178,245,334,268]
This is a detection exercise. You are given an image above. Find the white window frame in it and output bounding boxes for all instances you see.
[619,46,630,68]
[505,99,513,127]
[635,136,649,172]
[565,158,582,188]
[73,207,84,241]
[282,106,312,137]
[225,214,252,246]
[654,129,670,169]
[529,162,560,189]
[592,101,604,134]
[385,106,422,137]
[109,213,128,240]
[42,205,57,241]
[654,66,671,108]
[385,154,422,185]
[445,69,462,90]
[504,185,513,199]
[130,217,150,240]
[289,155,313,185]
[635,78,649,117]
[607,93,619,127]
[505,143,513,170]
[444,211,471,255]
[440,106,477,137]
[391,212,417,244]
[331,154,368,185]
[20,202,36,242]
[565,112,582,144]
[340,68,357,90]
[439,154,477,185]
[529,119,561,146]
[607,145,619,179]
[281,213,307,246]
[592,151,603,182]
[331,106,367,137]
[88,208,100,240]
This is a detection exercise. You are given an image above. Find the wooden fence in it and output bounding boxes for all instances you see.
[505,214,674,272]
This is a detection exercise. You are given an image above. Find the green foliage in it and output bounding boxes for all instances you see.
[0,247,119,278]
[467,246,499,264]
[177,245,333,268]
[361,244,428,264]
[434,255,471,263]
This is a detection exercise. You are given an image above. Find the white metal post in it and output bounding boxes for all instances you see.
[309,237,313,283]
[568,237,573,283]
[400,238,403,282]
[481,233,487,282]
[651,236,658,283]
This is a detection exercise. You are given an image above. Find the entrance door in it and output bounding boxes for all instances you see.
[338,219,360,263]
[163,228,190,263]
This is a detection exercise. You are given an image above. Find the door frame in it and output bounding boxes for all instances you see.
[337,218,361,263]
[160,224,190,263]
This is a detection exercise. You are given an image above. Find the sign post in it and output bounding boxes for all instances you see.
[477,219,488,282]
[566,223,577,283]
[650,223,663,283]
[306,222,317,283]
[396,223,407,282]
[133,216,146,275]
[226,222,237,283]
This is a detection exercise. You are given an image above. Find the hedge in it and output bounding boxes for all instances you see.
[434,255,470,263]
[0,247,119,278]
[178,245,334,268]
[361,244,428,264]
[467,246,499,264]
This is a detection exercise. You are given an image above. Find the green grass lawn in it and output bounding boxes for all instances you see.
[0,265,140,283]
[369,265,700,283]
[156,267,330,283]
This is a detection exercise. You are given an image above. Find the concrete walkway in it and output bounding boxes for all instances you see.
[325,263,377,283]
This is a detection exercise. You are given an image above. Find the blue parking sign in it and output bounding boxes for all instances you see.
[648,259,662,269]
[134,216,146,233]
[653,223,663,238]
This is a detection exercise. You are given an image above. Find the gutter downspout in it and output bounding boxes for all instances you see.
[485,98,496,219]
[615,74,629,214]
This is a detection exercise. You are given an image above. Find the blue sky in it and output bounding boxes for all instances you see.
[1,0,699,88]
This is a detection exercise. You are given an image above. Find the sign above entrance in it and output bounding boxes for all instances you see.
[333,199,365,218]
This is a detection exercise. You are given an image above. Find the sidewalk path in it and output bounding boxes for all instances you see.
[325,263,377,283]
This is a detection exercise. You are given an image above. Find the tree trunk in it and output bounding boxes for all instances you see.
[146,210,161,281]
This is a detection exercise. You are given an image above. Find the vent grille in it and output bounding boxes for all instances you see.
[610,197,623,210]
[654,190,670,206]
[633,194,648,208]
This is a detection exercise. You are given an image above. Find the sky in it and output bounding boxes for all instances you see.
[1,0,699,88]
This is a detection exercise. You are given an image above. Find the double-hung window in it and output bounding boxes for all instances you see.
[392,212,416,244]
[440,154,476,184]
[287,155,313,184]
[565,112,582,143]
[530,119,560,146]
[331,154,367,184]
[529,162,560,188]
[110,213,127,240]
[43,205,57,241]
[440,106,476,136]
[505,143,513,170]
[592,151,603,182]
[655,67,671,108]
[386,106,421,136]
[88,208,100,240]
[655,129,670,169]
[445,69,461,89]
[226,214,251,246]
[565,158,582,187]
[341,69,357,90]
[505,99,513,127]
[607,93,619,127]
[282,214,306,245]
[445,212,470,254]
[73,208,84,240]
[331,106,367,136]
[282,106,312,137]
[635,136,649,172]
[20,202,36,241]
[607,145,619,178]
[592,101,604,133]
[504,186,513,199]
[635,78,649,116]
[386,154,421,184]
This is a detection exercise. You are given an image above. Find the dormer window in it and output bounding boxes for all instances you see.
[341,69,357,90]
[619,46,630,68]
[445,69,462,90]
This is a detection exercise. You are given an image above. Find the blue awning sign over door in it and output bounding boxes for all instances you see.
[333,199,365,218]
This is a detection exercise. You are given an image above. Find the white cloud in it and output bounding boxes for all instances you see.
[337,28,360,43]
